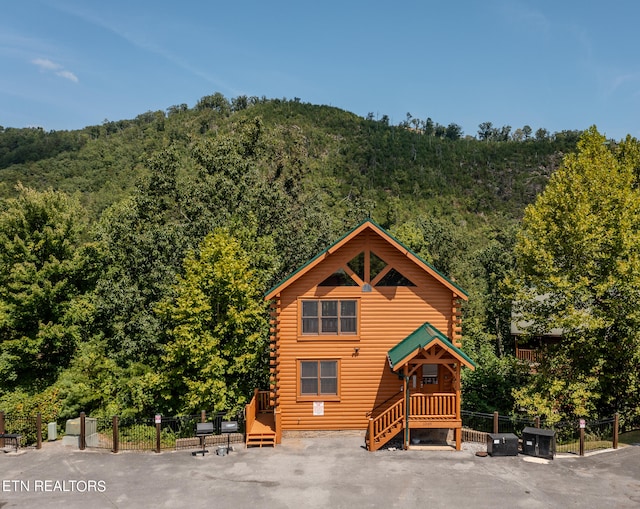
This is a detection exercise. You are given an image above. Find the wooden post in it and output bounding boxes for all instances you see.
[613,413,619,449]
[275,408,282,445]
[80,412,86,451]
[534,416,540,429]
[156,418,161,453]
[403,367,410,450]
[493,411,499,434]
[201,410,206,423]
[0,411,5,448]
[579,425,585,456]
[112,416,119,454]
[367,418,374,451]
[36,413,42,449]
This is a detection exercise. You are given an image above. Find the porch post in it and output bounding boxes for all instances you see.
[404,366,410,450]
[455,364,462,451]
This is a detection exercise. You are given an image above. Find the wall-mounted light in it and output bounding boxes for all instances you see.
[353,347,360,356]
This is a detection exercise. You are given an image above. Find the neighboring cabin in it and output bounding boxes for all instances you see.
[245,220,476,451]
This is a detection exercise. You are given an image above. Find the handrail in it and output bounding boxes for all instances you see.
[245,389,258,439]
[366,392,403,418]
[368,398,404,451]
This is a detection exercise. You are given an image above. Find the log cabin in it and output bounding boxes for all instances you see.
[245,219,476,451]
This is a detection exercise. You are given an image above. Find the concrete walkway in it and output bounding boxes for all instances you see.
[1,437,639,508]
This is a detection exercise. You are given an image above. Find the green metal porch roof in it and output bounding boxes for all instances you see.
[387,322,476,371]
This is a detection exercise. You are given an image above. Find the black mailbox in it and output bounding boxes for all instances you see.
[487,432,519,456]
[522,427,555,459]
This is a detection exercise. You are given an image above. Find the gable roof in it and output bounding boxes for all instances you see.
[387,322,476,371]
[264,219,468,301]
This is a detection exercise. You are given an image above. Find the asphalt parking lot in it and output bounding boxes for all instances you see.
[1,436,639,508]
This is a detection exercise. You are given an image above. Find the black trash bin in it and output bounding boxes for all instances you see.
[522,427,555,459]
[486,433,519,456]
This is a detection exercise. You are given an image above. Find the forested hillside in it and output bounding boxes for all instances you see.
[0,94,594,422]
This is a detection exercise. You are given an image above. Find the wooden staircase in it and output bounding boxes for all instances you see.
[245,390,278,447]
[366,398,405,451]
[246,413,276,447]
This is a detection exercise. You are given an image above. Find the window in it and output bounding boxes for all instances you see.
[300,360,338,396]
[422,364,438,385]
[301,300,357,335]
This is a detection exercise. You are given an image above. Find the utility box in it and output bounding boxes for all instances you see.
[47,422,57,441]
[487,432,519,456]
[522,427,555,459]
[62,417,98,448]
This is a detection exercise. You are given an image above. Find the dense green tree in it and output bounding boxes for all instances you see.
[154,230,269,415]
[511,126,640,424]
[0,185,94,392]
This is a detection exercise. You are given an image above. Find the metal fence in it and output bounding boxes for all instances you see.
[85,412,246,452]
[461,410,620,455]
[1,410,244,452]
[461,410,539,436]
[553,417,617,455]
[0,413,45,447]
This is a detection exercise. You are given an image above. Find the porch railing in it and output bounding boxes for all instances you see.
[257,390,272,413]
[409,393,457,420]
[516,348,540,363]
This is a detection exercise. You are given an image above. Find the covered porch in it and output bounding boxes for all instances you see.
[366,322,475,451]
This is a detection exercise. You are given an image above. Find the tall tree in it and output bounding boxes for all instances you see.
[0,185,94,392]
[155,230,269,415]
[511,126,640,424]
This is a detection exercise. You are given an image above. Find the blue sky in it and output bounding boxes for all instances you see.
[1,0,639,140]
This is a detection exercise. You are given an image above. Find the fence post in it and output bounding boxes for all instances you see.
[613,413,619,449]
[112,416,119,454]
[579,422,585,456]
[493,411,499,434]
[534,416,540,428]
[155,418,161,454]
[0,411,4,448]
[80,412,86,451]
[36,413,42,449]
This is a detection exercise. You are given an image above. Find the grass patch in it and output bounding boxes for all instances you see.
[619,430,640,445]
[556,440,613,453]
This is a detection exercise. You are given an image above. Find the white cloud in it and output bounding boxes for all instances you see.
[55,69,79,83]
[32,58,62,71]
[31,57,78,82]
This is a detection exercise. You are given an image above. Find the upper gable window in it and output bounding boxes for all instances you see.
[347,252,365,281]
[375,268,416,287]
[318,268,358,287]
[370,251,387,280]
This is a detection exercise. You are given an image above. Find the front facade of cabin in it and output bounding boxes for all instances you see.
[246,220,475,450]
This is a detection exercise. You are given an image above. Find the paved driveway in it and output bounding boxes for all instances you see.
[1,437,639,508]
